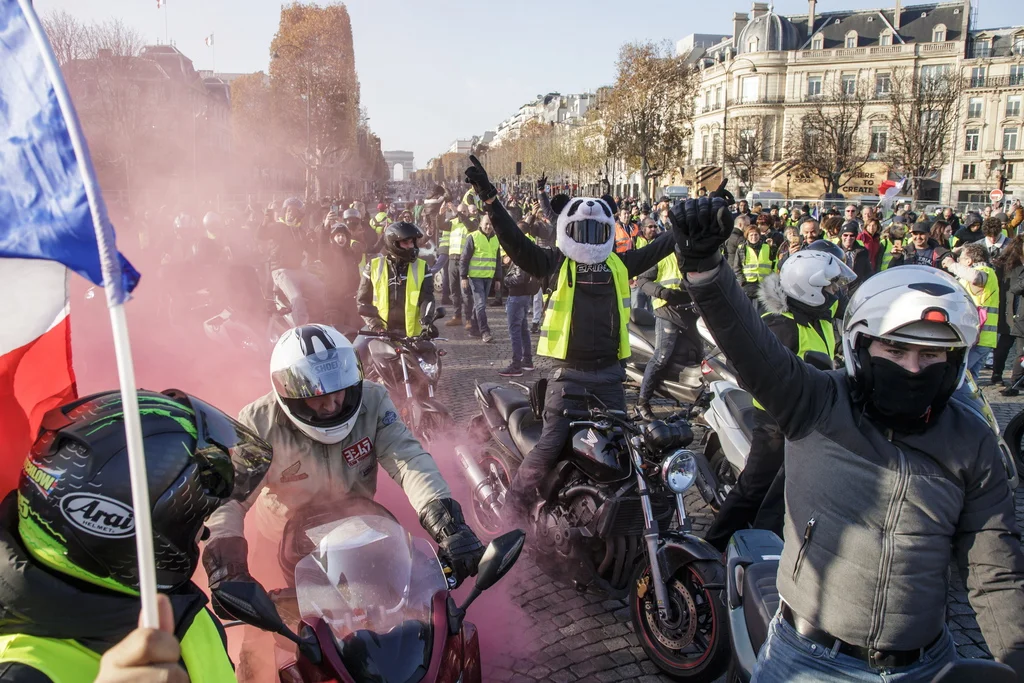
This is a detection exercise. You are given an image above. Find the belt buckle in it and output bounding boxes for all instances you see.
[868,648,905,671]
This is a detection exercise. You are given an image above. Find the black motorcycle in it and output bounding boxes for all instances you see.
[625,307,707,408]
[354,303,455,444]
[458,381,729,681]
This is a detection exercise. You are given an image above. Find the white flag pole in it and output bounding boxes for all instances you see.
[18,0,160,629]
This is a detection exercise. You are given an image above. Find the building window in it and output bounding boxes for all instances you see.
[972,38,991,58]
[1007,163,1016,180]
[712,133,721,160]
[841,74,857,95]
[880,31,893,46]
[1005,127,1019,151]
[812,34,823,50]
[701,134,710,162]
[968,97,983,118]
[807,75,823,98]
[920,64,949,83]
[932,25,946,42]
[845,31,858,48]
[748,37,760,52]
[875,72,892,97]
[715,86,723,107]
[870,126,888,156]
[1014,34,1024,55]
[1012,65,1024,86]
[965,128,980,151]
[962,163,977,180]
[1009,95,1022,117]
[971,66,986,87]
[704,90,712,108]
[741,75,759,103]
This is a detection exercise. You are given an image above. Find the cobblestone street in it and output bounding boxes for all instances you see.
[434,299,1024,682]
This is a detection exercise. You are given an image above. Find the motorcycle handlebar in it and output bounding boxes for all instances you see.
[562,409,592,420]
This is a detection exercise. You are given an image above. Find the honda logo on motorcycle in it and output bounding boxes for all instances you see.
[60,493,135,538]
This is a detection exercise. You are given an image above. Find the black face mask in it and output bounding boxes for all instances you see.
[867,356,956,424]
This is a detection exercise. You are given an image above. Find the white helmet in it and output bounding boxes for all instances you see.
[270,325,363,444]
[779,248,857,309]
[841,265,980,386]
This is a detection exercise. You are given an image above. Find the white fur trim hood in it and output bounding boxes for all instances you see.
[555,197,616,265]
[758,273,789,315]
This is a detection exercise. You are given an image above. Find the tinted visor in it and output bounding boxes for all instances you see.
[271,347,363,400]
[162,390,272,504]
[565,219,611,246]
[282,382,364,429]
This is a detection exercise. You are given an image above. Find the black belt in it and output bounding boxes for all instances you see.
[780,603,941,669]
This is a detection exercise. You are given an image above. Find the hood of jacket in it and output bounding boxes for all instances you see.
[758,273,789,315]
[0,494,209,654]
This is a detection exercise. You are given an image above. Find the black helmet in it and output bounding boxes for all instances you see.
[18,389,271,593]
[281,197,305,225]
[383,222,423,263]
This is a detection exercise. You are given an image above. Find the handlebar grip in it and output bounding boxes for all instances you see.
[562,409,591,420]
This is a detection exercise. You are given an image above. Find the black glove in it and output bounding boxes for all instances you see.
[202,536,257,620]
[658,287,689,306]
[536,174,547,192]
[669,196,735,273]
[708,177,736,206]
[419,498,485,588]
[464,155,498,203]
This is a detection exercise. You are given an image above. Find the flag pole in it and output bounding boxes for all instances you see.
[17,0,160,629]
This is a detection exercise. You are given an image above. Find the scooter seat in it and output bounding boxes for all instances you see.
[723,389,757,444]
[743,560,780,656]
[509,406,544,457]
[630,307,655,326]
[489,387,531,422]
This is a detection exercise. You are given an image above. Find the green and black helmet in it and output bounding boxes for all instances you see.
[18,389,271,594]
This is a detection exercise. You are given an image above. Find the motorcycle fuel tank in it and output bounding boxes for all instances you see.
[570,428,630,483]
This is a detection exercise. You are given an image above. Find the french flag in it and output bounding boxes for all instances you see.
[0,0,140,496]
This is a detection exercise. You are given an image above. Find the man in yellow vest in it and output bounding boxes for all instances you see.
[634,252,702,420]
[943,241,1000,380]
[357,222,432,335]
[444,206,470,328]
[704,243,855,549]
[464,156,675,525]
[459,214,500,343]
[632,218,661,313]
[370,203,390,234]
[0,389,272,683]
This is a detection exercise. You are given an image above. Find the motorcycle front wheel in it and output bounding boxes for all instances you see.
[629,559,729,682]
[466,446,513,541]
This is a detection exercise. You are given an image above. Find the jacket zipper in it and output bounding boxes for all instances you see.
[792,517,816,581]
[868,447,910,647]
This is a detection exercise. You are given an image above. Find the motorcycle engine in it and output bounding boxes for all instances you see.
[532,485,613,592]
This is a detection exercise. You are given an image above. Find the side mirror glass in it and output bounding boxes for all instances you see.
[475,530,526,592]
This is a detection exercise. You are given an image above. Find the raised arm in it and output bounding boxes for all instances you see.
[621,232,675,277]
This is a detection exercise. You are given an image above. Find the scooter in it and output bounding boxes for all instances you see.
[723,529,1018,683]
[625,307,707,408]
[215,512,526,683]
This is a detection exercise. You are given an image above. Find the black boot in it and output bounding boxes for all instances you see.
[636,402,656,422]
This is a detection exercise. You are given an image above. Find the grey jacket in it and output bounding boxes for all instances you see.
[686,263,1024,668]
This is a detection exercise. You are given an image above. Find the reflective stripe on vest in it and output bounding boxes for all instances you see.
[538,256,631,360]
[742,244,772,282]
[467,232,499,279]
[439,230,451,250]
[0,610,234,683]
[449,221,467,257]
[614,224,633,254]
[652,254,683,310]
[964,264,999,348]
[370,256,426,337]
[753,311,836,410]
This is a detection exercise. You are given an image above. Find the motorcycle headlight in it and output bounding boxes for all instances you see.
[418,359,439,381]
[661,449,697,494]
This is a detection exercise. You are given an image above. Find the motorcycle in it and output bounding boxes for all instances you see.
[458,381,730,681]
[354,302,455,444]
[215,511,526,683]
[625,307,707,408]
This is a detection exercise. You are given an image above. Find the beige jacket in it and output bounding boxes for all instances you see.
[206,381,450,542]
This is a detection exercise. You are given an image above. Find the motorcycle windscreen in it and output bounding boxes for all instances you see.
[294,514,448,683]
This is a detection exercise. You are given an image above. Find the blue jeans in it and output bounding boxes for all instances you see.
[967,344,991,380]
[506,295,532,366]
[753,612,957,683]
[532,290,544,324]
[638,317,681,404]
[632,285,652,312]
[468,277,491,335]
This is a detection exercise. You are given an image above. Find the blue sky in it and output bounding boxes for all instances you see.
[35,0,1024,167]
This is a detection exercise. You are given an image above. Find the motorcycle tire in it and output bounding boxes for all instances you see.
[1002,408,1024,474]
[466,446,514,542]
[629,559,730,682]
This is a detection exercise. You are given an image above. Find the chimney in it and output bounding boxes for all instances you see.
[894,0,902,30]
[808,0,817,35]
[751,2,769,19]
[734,12,749,40]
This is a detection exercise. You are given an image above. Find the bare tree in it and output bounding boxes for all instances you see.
[787,85,871,195]
[41,9,89,66]
[85,18,145,58]
[603,41,697,201]
[884,66,965,200]
[723,115,776,194]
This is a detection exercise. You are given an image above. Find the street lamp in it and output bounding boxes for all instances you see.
[272,43,313,198]
[720,57,758,173]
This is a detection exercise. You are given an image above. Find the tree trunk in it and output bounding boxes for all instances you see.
[640,156,650,202]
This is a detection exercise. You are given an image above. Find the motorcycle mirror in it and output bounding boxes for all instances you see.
[213,582,290,635]
[475,530,526,591]
[434,306,446,321]
[804,351,834,372]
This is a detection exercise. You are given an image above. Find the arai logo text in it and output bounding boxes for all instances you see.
[60,493,135,538]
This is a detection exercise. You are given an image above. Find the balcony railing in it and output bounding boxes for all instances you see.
[967,75,1024,89]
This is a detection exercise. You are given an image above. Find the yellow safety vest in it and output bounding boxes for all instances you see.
[962,264,999,348]
[742,244,772,283]
[636,236,650,249]
[449,220,467,257]
[467,232,499,279]
[0,610,234,683]
[652,255,683,310]
[371,212,389,234]
[538,256,631,360]
[370,256,427,337]
[438,230,451,250]
[879,239,894,270]
[754,309,836,410]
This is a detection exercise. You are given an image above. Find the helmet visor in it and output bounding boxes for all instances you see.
[271,347,362,400]
[565,219,611,245]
